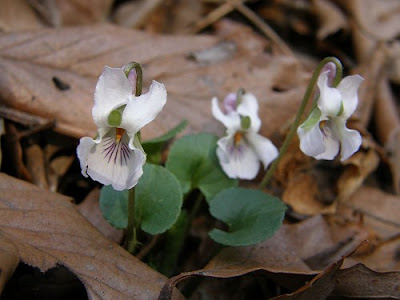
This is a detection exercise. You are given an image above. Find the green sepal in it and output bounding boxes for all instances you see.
[299,107,321,131]
[108,109,122,127]
[240,115,251,130]
[337,101,344,117]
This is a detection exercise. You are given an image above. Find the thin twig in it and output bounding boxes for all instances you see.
[186,0,245,34]
[231,1,294,56]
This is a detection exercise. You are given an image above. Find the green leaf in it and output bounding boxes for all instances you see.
[135,163,183,235]
[166,133,237,202]
[209,187,286,246]
[142,120,188,164]
[99,164,183,234]
[99,185,128,229]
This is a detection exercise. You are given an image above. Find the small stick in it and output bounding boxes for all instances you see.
[231,1,294,56]
[187,0,245,34]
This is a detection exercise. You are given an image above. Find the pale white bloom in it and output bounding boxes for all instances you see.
[77,66,167,190]
[297,71,363,161]
[212,92,278,179]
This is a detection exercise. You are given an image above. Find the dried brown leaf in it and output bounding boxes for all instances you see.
[312,0,348,40]
[0,24,309,143]
[374,77,400,193]
[159,216,369,299]
[337,147,380,201]
[30,0,114,26]
[77,188,124,244]
[0,173,182,299]
[282,172,336,216]
[345,186,400,239]
[0,0,43,32]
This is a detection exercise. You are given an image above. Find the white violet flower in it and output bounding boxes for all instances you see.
[297,70,363,161]
[212,92,278,179]
[77,65,167,190]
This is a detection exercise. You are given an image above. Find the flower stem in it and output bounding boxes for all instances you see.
[259,57,343,189]
[124,61,143,96]
[126,188,138,254]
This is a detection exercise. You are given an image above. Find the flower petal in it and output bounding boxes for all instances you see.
[121,80,167,136]
[212,97,240,130]
[92,66,132,128]
[340,127,362,161]
[246,132,278,169]
[85,131,145,190]
[317,71,342,117]
[331,119,362,161]
[336,75,364,118]
[315,122,340,160]
[298,123,326,158]
[216,134,260,180]
[237,93,261,132]
[76,137,96,177]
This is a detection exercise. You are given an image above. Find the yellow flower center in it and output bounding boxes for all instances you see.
[116,128,125,142]
[234,132,242,146]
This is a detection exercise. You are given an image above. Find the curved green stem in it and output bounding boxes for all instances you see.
[259,57,343,189]
[124,61,143,96]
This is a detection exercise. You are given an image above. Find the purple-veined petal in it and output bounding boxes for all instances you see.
[121,80,167,137]
[237,93,261,132]
[212,97,241,130]
[246,132,278,169]
[298,123,326,158]
[336,75,364,118]
[216,134,260,179]
[85,130,145,190]
[317,71,342,117]
[92,66,132,128]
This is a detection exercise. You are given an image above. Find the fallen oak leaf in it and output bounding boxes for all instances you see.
[0,173,183,299]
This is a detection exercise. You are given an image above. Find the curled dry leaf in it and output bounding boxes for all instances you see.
[0,173,182,299]
[282,172,336,216]
[337,145,380,201]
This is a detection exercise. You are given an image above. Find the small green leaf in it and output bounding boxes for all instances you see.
[300,107,321,131]
[99,185,128,229]
[166,133,237,202]
[135,163,183,235]
[142,120,188,164]
[209,187,286,246]
[99,164,183,234]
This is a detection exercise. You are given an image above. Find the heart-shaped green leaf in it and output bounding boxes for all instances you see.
[100,164,183,234]
[209,187,286,246]
[166,133,237,202]
[135,163,183,234]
